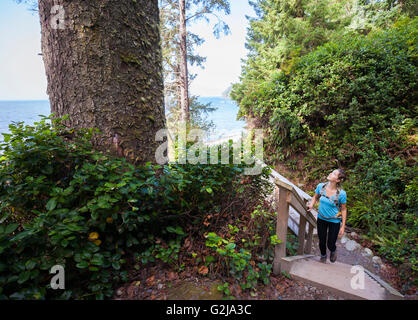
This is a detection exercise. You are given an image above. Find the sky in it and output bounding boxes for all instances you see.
[0,0,256,100]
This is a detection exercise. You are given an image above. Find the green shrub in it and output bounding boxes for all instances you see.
[241,17,417,158]
[205,232,272,291]
[0,115,271,299]
[203,205,279,294]
[232,17,417,282]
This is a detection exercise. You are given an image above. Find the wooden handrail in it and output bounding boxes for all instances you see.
[274,178,317,228]
[272,177,317,275]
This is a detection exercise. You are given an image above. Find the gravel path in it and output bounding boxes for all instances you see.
[311,232,383,275]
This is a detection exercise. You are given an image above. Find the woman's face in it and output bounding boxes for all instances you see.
[327,169,341,183]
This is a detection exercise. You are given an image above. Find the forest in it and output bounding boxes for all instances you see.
[231,0,417,290]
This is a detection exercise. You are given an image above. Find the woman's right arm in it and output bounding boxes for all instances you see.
[307,193,318,211]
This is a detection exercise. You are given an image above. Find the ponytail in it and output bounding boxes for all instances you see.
[337,168,346,187]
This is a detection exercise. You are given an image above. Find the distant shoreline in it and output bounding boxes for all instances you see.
[0,97,231,103]
[0,97,243,142]
[0,100,49,103]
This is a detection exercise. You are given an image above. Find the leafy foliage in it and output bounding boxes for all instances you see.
[202,204,279,297]
[232,16,417,283]
[232,0,407,120]
[0,115,271,299]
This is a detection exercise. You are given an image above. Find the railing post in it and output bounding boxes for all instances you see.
[297,215,307,255]
[273,185,291,275]
[305,224,314,254]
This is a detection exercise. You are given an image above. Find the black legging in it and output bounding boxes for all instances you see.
[317,218,341,256]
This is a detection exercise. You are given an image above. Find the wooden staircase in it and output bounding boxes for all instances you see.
[270,175,404,300]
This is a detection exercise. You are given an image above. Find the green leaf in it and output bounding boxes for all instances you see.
[25,260,37,270]
[81,252,92,260]
[225,243,236,250]
[91,254,104,266]
[97,200,111,209]
[63,186,74,196]
[5,223,18,234]
[11,230,31,241]
[76,261,89,269]
[2,134,11,142]
[17,271,31,284]
[46,198,57,211]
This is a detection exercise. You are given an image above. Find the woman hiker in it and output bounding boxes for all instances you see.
[307,169,347,263]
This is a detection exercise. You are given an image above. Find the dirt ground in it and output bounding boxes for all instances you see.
[114,263,346,301]
[114,228,416,301]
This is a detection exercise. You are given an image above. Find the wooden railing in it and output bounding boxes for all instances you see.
[272,178,317,275]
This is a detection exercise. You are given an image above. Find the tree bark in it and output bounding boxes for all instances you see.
[179,0,190,124]
[38,0,166,165]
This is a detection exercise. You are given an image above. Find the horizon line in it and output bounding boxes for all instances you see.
[0,96,231,102]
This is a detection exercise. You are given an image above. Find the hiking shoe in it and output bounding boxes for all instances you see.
[330,250,337,263]
[320,254,327,263]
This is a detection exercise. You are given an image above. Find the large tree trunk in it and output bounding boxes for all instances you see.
[179,0,190,124]
[38,0,166,165]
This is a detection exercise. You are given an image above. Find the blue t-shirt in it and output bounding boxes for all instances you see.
[315,183,347,224]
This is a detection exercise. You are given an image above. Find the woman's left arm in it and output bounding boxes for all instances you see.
[339,203,347,238]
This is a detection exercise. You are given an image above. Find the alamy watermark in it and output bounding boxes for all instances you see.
[350,265,365,290]
[50,5,65,30]
[50,265,65,290]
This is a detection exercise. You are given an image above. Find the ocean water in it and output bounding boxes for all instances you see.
[0,97,246,143]
[196,96,247,141]
[0,100,51,143]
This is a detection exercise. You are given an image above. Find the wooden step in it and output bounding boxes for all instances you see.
[281,255,403,300]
